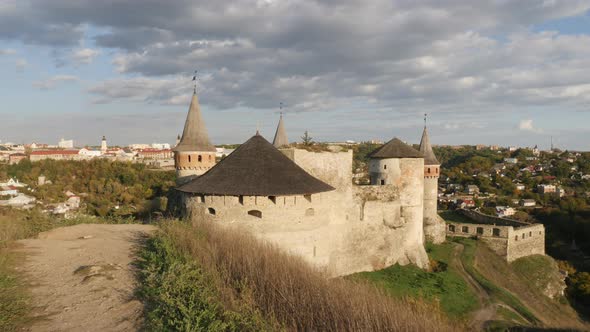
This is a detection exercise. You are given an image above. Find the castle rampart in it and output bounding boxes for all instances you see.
[445,209,545,262]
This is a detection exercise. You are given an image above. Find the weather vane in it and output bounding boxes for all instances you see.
[192,70,197,93]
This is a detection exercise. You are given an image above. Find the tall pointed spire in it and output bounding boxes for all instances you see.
[272,110,289,148]
[419,115,439,165]
[173,92,216,152]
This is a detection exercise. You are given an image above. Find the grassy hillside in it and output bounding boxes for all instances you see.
[350,242,478,319]
[354,236,587,330]
[474,242,586,329]
[137,221,462,331]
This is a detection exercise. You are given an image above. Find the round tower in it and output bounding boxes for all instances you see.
[173,91,217,185]
[419,124,446,244]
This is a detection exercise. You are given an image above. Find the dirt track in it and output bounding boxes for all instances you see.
[16,224,156,332]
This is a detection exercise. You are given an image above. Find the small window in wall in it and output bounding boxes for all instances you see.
[304,194,312,202]
[305,208,315,216]
[522,233,525,239]
[268,196,276,204]
[493,228,501,237]
[436,168,439,174]
[384,164,387,170]
[207,208,216,215]
[515,236,518,241]
[529,231,532,237]
[462,226,469,233]
[539,231,542,235]
[380,179,385,185]
[449,225,456,232]
[476,227,484,235]
[198,155,202,162]
[239,196,244,205]
[188,155,192,162]
[248,210,262,218]
[428,167,431,173]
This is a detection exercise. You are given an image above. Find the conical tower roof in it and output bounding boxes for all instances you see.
[369,137,423,159]
[177,134,334,196]
[272,114,289,148]
[173,93,216,152]
[419,127,439,165]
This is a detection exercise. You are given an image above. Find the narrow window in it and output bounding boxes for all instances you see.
[428,167,431,173]
[515,236,518,241]
[304,194,312,202]
[529,231,532,237]
[239,196,244,205]
[269,196,276,204]
[449,225,455,232]
[493,228,501,237]
[248,210,262,218]
[522,233,525,239]
[380,179,385,185]
[198,155,202,162]
[188,155,192,162]
[207,208,216,215]
[305,208,315,216]
[476,227,484,235]
[436,168,438,174]
[462,226,469,233]
[384,164,387,170]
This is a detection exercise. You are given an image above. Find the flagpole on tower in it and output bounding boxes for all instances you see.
[192,70,197,94]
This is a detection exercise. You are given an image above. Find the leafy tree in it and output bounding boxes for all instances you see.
[301,131,313,146]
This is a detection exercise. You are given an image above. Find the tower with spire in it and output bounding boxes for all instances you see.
[100,136,108,154]
[272,109,289,148]
[419,115,446,244]
[172,83,217,184]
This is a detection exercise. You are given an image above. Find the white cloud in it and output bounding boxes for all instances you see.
[71,48,99,65]
[519,119,543,133]
[32,75,79,90]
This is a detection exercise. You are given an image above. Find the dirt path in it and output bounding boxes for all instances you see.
[450,244,496,331]
[15,223,156,332]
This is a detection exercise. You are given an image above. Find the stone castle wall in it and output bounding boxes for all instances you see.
[445,210,545,262]
[181,149,429,277]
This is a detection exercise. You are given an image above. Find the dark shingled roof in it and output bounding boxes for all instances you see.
[419,127,440,165]
[369,137,424,159]
[177,134,335,196]
[173,93,216,152]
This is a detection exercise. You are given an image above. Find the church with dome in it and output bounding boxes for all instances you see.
[172,90,446,277]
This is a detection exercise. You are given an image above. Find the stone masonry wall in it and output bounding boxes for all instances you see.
[507,224,545,262]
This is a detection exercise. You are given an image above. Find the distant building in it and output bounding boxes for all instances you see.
[9,153,27,165]
[151,143,171,150]
[537,184,556,194]
[215,147,235,158]
[466,185,480,195]
[504,157,518,164]
[58,138,74,149]
[509,146,518,152]
[101,136,108,154]
[30,150,80,161]
[136,149,173,160]
[515,183,525,191]
[520,199,536,207]
[496,206,516,218]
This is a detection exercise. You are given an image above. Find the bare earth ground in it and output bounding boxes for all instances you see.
[15,224,156,332]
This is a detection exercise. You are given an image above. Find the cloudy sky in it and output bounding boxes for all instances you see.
[1,0,590,150]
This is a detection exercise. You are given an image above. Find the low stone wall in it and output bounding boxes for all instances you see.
[445,211,545,262]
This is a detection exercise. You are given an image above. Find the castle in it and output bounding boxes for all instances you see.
[173,91,446,277]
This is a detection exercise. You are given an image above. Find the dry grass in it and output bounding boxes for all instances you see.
[156,220,462,331]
